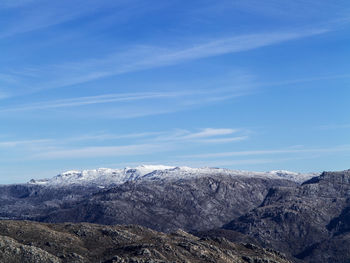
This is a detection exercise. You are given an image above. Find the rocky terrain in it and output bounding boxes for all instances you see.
[223,170,350,263]
[0,220,292,263]
[1,166,350,262]
[0,166,299,232]
[37,174,296,232]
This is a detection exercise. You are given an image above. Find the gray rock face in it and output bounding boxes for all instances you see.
[0,184,100,220]
[223,170,350,263]
[0,235,60,263]
[0,220,292,263]
[36,175,296,232]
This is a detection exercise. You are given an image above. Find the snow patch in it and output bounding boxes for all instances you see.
[28,165,318,187]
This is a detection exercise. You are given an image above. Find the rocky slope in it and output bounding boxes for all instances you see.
[0,220,292,263]
[0,166,299,232]
[223,170,350,263]
[36,174,296,232]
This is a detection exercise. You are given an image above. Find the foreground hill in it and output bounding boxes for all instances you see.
[0,220,291,263]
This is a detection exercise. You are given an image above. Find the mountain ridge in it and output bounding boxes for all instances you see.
[27,165,318,187]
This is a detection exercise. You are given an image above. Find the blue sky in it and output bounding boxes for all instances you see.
[0,0,349,183]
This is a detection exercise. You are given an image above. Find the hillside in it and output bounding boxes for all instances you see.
[0,220,291,263]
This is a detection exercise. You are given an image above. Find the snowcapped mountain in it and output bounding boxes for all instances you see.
[267,170,319,182]
[28,165,318,187]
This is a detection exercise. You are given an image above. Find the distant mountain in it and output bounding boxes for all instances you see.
[28,165,317,186]
[28,165,175,187]
[37,172,297,232]
[0,165,301,232]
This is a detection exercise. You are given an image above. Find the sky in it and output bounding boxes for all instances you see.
[0,0,349,183]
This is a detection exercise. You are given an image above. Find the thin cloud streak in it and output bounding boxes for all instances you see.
[151,128,246,143]
[257,73,350,89]
[0,0,141,38]
[3,127,248,160]
[84,90,250,119]
[0,139,52,148]
[4,27,328,97]
[183,128,238,139]
[66,131,165,142]
[0,91,190,112]
[35,128,246,146]
[197,136,248,143]
[59,29,327,86]
[0,87,251,117]
[182,145,350,158]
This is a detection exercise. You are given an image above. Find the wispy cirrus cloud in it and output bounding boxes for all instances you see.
[182,145,350,159]
[0,85,251,119]
[147,128,247,144]
[3,27,328,98]
[0,127,248,160]
[0,139,52,148]
[0,0,145,38]
[197,136,248,144]
[0,91,190,112]
[182,128,238,139]
[65,131,165,142]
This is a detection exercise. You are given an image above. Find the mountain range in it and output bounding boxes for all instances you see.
[0,165,349,262]
[28,165,317,186]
